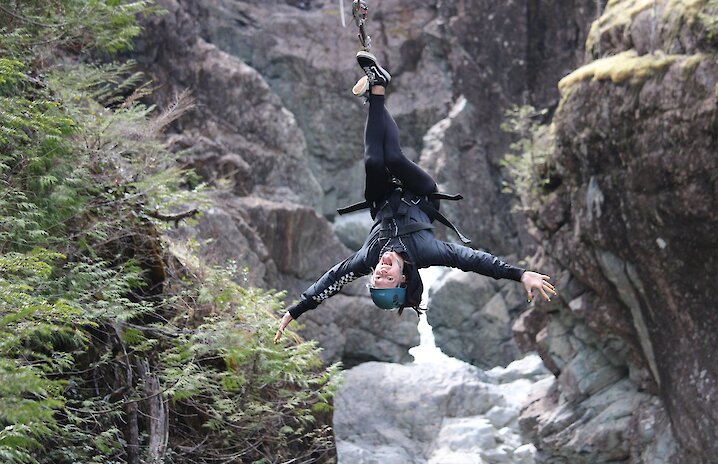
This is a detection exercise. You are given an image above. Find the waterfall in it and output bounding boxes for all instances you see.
[408,267,464,366]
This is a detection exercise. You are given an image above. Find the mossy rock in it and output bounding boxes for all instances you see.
[586,0,718,56]
[559,50,679,91]
[586,0,655,55]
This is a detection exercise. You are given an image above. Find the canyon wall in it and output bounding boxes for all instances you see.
[133,0,717,461]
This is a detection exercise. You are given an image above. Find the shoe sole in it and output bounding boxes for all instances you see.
[356,51,391,85]
[352,75,369,96]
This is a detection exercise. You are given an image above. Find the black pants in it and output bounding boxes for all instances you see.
[363,95,437,204]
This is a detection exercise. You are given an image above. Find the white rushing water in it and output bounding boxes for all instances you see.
[408,267,464,366]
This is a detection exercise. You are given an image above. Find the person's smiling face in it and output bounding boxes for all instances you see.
[371,251,406,289]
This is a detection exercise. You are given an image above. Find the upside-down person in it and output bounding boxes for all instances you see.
[274,51,556,343]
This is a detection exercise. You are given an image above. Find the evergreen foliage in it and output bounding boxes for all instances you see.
[500,105,557,210]
[0,2,339,463]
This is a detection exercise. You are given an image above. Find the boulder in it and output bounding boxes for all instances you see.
[427,268,525,368]
[332,210,374,251]
[334,354,548,463]
[297,293,420,367]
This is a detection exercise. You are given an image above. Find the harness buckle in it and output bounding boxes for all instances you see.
[401,196,421,207]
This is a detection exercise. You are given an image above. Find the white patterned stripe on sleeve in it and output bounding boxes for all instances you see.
[312,272,357,303]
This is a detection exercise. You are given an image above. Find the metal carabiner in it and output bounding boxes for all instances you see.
[351,0,371,50]
[352,0,368,27]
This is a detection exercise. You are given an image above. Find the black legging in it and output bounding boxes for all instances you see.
[363,95,437,204]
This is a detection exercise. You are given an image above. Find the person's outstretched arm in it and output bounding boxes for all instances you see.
[421,240,556,302]
[274,251,371,343]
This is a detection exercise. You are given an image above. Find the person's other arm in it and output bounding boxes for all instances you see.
[422,240,556,303]
[274,251,371,343]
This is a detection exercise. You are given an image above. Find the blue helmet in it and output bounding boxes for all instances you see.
[369,287,406,310]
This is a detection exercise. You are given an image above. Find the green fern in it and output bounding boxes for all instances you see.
[1,1,340,462]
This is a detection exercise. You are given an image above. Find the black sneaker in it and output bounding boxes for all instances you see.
[356,51,391,88]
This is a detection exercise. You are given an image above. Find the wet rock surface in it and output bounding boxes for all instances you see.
[334,354,549,464]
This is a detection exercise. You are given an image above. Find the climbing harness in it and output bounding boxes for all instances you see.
[337,184,472,244]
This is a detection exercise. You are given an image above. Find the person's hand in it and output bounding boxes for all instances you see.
[274,312,294,344]
[521,271,557,303]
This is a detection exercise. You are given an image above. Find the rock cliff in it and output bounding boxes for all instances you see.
[516,1,718,462]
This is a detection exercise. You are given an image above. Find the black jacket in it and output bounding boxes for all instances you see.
[287,189,525,319]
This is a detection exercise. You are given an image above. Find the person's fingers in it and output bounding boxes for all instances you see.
[545,282,558,296]
[540,288,551,301]
[527,288,533,303]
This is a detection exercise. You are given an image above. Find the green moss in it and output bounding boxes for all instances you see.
[586,0,655,53]
[559,50,679,91]
[587,0,718,55]
[697,1,718,39]
[665,0,707,19]
[680,52,705,78]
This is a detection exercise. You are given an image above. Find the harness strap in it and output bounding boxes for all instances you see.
[428,192,463,201]
[336,188,471,244]
[337,200,371,215]
[416,199,472,244]
[379,222,433,239]
[336,191,463,216]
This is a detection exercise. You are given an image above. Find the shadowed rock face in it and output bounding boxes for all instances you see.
[427,268,526,369]
[518,1,718,462]
[423,0,600,255]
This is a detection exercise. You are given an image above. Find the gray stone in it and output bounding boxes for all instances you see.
[332,211,374,251]
[299,293,420,366]
[513,443,537,464]
[428,269,523,368]
[336,355,547,464]
[485,406,517,429]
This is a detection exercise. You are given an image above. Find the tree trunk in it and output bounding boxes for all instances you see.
[138,360,169,463]
[124,401,141,464]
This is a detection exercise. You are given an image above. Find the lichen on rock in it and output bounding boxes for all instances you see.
[558,50,678,91]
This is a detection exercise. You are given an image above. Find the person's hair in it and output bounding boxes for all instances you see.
[397,258,424,316]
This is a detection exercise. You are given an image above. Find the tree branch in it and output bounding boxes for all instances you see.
[145,208,199,227]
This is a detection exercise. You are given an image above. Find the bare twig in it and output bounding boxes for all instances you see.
[145,208,199,227]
